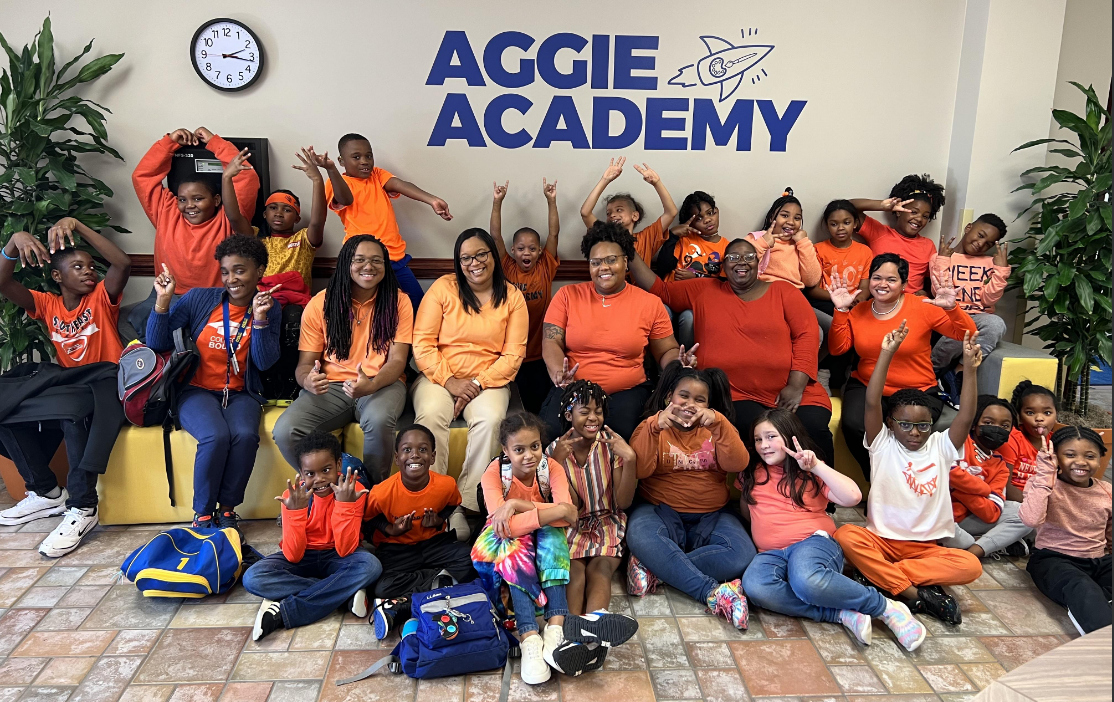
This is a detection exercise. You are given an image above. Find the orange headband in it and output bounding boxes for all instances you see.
[266,192,300,214]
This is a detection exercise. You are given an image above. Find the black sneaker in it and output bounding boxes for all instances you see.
[917,585,961,625]
[372,597,410,640]
[253,600,283,641]
[192,513,215,529]
[1004,539,1031,558]
[562,611,640,648]
[217,510,241,530]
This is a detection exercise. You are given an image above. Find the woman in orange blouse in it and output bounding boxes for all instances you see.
[411,228,529,532]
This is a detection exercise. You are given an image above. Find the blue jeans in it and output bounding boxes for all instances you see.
[741,533,886,623]
[625,503,756,603]
[392,255,424,314]
[509,584,569,635]
[178,387,262,515]
[243,548,382,629]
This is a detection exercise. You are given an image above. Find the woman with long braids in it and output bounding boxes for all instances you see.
[273,235,412,482]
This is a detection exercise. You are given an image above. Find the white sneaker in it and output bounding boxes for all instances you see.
[350,589,369,618]
[38,506,97,558]
[541,624,564,664]
[0,489,68,526]
[449,506,471,542]
[519,634,551,685]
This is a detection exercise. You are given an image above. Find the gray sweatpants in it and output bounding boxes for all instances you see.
[932,312,1007,370]
[941,500,1032,554]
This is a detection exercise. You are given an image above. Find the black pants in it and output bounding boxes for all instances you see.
[260,304,304,401]
[0,420,98,508]
[539,382,651,443]
[515,359,553,416]
[373,532,477,599]
[1027,549,1112,634]
[732,400,834,467]
[840,378,944,482]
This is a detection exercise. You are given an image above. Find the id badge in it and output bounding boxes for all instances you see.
[231,354,240,376]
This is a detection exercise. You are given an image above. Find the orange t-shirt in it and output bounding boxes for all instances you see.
[999,428,1039,490]
[815,239,874,290]
[324,168,405,259]
[632,220,667,265]
[544,282,673,395]
[190,304,252,392]
[364,471,462,546]
[739,464,833,552]
[502,250,559,362]
[29,281,123,366]
[667,235,729,280]
[857,215,938,294]
[298,289,413,383]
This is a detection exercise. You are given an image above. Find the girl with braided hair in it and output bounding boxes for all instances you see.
[546,380,638,615]
[272,235,412,483]
[852,173,946,294]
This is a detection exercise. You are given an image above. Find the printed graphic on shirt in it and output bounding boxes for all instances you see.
[1011,459,1037,488]
[663,438,717,471]
[204,319,236,351]
[949,262,996,306]
[679,241,724,277]
[902,461,939,497]
[49,309,101,363]
[509,281,547,302]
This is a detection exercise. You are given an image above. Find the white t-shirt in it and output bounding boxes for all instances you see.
[865,425,961,541]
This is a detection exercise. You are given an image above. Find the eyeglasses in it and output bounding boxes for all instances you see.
[589,255,626,268]
[893,420,933,432]
[723,253,758,264]
[459,250,492,266]
[352,256,385,267]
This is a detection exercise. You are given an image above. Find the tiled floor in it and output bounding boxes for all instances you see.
[0,493,1082,702]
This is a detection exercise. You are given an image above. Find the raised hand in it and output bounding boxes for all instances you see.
[168,128,198,146]
[292,147,325,181]
[224,147,252,178]
[679,343,699,369]
[253,283,280,321]
[542,177,557,201]
[493,180,509,203]
[598,425,637,464]
[939,235,957,258]
[761,220,777,247]
[331,468,369,503]
[307,146,334,171]
[1038,433,1055,461]
[343,366,375,399]
[153,263,176,299]
[881,320,909,353]
[304,360,329,395]
[923,268,957,309]
[7,231,50,268]
[383,511,416,536]
[826,277,863,311]
[193,126,215,144]
[275,478,311,511]
[430,197,452,221]
[961,330,983,369]
[993,240,1009,267]
[550,428,580,463]
[47,217,79,253]
[882,197,914,213]
[670,215,701,238]
[631,162,660,185]
[552,357,579,388]
[784,436,818,472]
[420,507,444,529]
[601,157,625,182]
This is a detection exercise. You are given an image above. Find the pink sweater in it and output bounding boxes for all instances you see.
[750,233,822,289]
[930,253,1010,314]
[1019,451,1112,559]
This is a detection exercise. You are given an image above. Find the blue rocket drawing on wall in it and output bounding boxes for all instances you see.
[669,30,774,102]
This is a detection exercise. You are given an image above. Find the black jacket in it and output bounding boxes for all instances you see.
[0,362,124,474]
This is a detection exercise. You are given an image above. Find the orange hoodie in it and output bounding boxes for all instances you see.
[279,490,366,562]
[132,134,259,293]
[750,232,822,289]
[949,435,1009,524]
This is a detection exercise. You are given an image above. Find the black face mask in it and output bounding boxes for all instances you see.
[974,425,1010,450]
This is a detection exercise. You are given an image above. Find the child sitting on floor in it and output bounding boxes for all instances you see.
[1020,426,1112,634]
[473,413,638,684]
[324,133,452,311]
[940,395,1032,559]
[364,424,477,640]
[834,325,983,626]
[546,380,639,616]
[739,409,926,651]
[244,432,381,641]
[580,156,678,266]
[750,188,822,291]
[490,178,561,414]
[1000,381,1059,504]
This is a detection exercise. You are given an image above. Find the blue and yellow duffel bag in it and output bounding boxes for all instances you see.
[121,527,244,598]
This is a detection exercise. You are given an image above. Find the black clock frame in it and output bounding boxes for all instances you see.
[189,17,265,93]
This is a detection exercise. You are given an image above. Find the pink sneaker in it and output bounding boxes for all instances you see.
[880,599,926,651]
[706,580,749,630]
[626,555,660,597]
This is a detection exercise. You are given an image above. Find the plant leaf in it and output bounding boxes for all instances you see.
[1075,276,1095,313]
[1068,196,1089,220]
[54,38,93,83]
[36,17,54,98]
[73,53,123,84]
[1011,137,1077,152]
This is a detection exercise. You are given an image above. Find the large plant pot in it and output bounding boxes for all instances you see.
[0,445,69,501]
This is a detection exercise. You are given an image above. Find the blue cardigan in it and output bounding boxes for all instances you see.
[146,287,282,404]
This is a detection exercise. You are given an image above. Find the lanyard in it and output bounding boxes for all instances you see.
[221,297,252,407]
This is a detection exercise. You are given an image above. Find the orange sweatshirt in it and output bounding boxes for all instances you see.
[479,457,573,538]
[279,491,366,562]
[630,411,749,513]
[930,253,1010,314]
[949,436,1009,524]
[750,233,823,289]
[413,275,528,389]
[828,296,976,395]
[132,135,259,293]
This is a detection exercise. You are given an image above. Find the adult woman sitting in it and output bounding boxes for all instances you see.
[147,235,280,530]
[411,228,528,535]
[627,238,834,462]
[272,235,411,482]
[539,221,685,441]
[828,253,975,479]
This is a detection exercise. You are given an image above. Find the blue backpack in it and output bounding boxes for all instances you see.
[338,582,509,684]
[120,527,244,598]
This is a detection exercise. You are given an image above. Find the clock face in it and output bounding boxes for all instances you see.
[191,18,264,92]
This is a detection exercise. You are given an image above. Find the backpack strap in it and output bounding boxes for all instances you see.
[173,327,188,354]
[335,654,396,686]
[162,423,175,506]
[499,454,552,503]
[499,655,514,702]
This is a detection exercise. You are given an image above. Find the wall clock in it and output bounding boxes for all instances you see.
[190,18,264,92]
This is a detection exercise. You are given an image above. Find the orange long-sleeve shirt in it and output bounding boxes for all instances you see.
[630,412,749,513]
[480,457,573,538]
[279,491,366,562]
[949,436,1009,524]
[132,134,259,293]
[413,275,528,389]
[750,233,823,289]
[828,296,976,395]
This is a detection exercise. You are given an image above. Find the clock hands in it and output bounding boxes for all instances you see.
[221,49,246,59]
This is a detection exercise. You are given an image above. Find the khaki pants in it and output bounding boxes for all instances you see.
[410,375,510,511]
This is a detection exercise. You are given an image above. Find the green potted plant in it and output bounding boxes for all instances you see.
[0,17,124,497]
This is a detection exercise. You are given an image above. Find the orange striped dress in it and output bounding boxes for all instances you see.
[546,438,626,559]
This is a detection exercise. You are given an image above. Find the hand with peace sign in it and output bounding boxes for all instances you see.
[276,477,312,511]
[598,425,637,466]
[993,240,1009,267]
[784,436,819,472]
[1037,433,1055,463]
[881,320,909,354]
[331,468,369,503]
[551,357,579,388]
[938,234,958,258]
[631,162,661,185]
[961,330,983,370]
[881,197,914,213]
[670,215,701,239]
[679,343,699,369]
